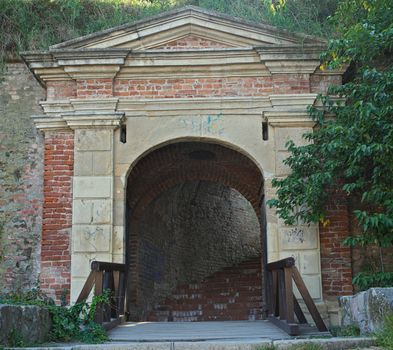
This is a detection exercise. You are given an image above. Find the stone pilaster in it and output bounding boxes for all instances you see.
[65,112,124,302]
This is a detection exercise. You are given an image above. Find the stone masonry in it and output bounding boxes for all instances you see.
[0,63,44,292]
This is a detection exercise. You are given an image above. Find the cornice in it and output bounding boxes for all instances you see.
[263,111,315,127]
[62,112,125,129]
[256,45,323,74]
[32,111,125,131]
[22,44,330,85]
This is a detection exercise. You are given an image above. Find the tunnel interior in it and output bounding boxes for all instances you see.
[126,142,265,321]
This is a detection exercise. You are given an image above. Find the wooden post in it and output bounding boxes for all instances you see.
[292,266,328,331]
[94,271,104,324]
[284,267,294,323]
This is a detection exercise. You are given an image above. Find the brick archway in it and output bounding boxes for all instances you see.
[126,141,266,321]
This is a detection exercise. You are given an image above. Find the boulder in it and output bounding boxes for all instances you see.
[339,287,393,334]
[0,304,51,346]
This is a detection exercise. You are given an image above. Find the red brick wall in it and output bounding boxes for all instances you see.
[40,132,74,303]
[47,80,76,100]
[114,75,312,99]
[154,35,232,49]
[77,79,113,99]
[319,188,353,297]
[310,74,342,94]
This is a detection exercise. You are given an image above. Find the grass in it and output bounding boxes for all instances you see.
[330,324,361,337]
[257,344,323,350]
[376,313,393,349]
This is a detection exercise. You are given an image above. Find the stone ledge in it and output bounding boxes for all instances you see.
[14,337,375,350]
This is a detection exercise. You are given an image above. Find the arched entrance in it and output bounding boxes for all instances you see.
[125,141,266,321]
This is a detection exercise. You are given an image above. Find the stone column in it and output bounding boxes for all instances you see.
[64,112,124,302]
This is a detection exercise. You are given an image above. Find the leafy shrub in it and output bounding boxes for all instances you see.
[352,272,393,291]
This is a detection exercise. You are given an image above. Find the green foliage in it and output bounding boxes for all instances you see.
[0,288,54,306]
[330,324,360,337]
[0,288,110,344]
[352,271,393,290]
[376,313,393,349]
[267,0,393,284]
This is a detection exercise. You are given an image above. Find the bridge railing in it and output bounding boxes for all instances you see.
[266,257,328,335]
[76,261,126,330]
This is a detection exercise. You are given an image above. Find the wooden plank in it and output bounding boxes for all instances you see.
[272,270,278,317]
[113,270,120,318]
[268,316,299,336]
[118,271,126,315]
[278,269,286,320]
[267,257,295,271]
[91,261,126,272]
[76,271,95,303]
[94,271,104,324]
[292,266,328,331]
[102,271,112,322]
[293,296,307,324]
[284,267,294,323]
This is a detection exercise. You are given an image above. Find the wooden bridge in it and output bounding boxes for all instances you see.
[77,258,328,340]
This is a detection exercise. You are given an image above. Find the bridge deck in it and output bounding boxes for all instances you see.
[108,321,292,342]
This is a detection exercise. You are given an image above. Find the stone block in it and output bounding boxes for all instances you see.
[113,225,125,256]
[73,224,111,252]
[75,129,112,151]
[92,199,112,224]
[300,251,320,275]
[340,287,393,334]
[73,199,93,224]
[0,305,51,346]
[275,151,291,176]
[71,252,112,278]
[73,176,112,198]
[267,223,279,253]
[274,337,375,350]
[74,151,93,176]
[302,275,322,300]
[71,277,89,304]
[114,199,125,226]
[93,151,113,175]
[274,127,311,151]
[175,340,272,350]
[279,225,318,250]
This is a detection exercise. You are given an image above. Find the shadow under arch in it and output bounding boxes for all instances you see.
[125,139,268,321]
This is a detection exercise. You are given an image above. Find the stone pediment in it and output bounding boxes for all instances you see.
[50,6,325,50]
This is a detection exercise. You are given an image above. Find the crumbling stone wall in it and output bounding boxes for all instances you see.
[0,62,45,291]
[133,181,261,319]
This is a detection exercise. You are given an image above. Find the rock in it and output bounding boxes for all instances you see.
[0,304,51,346]
[339,288,393,334]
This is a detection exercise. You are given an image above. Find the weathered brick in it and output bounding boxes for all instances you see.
[40,132,74,303]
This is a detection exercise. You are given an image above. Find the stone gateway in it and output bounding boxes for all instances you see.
[19,6,351,325]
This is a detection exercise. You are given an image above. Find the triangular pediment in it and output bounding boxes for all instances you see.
[50,6,325,51]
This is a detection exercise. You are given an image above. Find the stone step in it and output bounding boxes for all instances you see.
[148,257,263,321]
